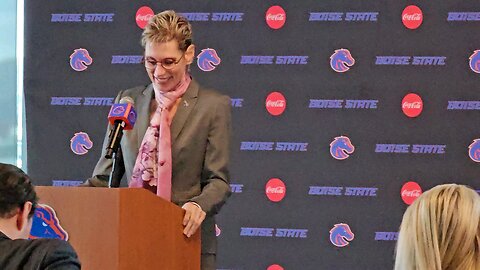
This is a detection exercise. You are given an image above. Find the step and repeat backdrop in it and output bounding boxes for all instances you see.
[25,1,480,269]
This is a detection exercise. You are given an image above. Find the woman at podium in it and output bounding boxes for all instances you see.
[83,10,231,270]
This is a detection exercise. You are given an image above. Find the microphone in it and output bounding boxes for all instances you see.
[105,97,137,159]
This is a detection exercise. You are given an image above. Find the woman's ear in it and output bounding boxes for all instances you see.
[185,44,196,65]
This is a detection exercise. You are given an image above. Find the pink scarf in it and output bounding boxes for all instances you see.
[130,74,191,200]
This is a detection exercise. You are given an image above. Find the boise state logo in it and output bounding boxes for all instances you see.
[70,132,93,155]
[197,48,221,71]
[330,49,355,72]
[330,136,355,160]
[468,139,480,162]
[329,223,354,247]
[112,105,126,115]
[469,50,480,73]
[29,204,68,240]
[70,48,93,71]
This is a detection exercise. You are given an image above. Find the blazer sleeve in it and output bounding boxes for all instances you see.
[83,91,125,187]
[42,240,81,270]
[190,94,232,215]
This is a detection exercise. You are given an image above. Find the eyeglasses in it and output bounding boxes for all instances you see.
[143,54,185,70]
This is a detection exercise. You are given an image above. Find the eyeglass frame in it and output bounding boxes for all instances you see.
[142,53,185,70]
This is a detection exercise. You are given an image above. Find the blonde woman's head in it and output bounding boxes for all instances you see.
[141,10,193,51]
[140,10,195,92]
[394,184,480,270]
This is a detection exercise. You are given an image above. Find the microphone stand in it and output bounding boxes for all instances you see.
[105,121,125,159]
[108,147,124,188]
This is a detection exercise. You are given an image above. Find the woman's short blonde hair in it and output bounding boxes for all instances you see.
[394,184,480,270]
[141,10,192,51]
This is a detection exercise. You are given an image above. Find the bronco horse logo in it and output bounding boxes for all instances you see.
[330,136,355,160]
[330,49,355,72]
[329,223,354,247]
[468,139,480,162]
[29,204,68,240]
[197,48,221,72]
[70,132,93,155]
[70,48,93,71]
[469,50,480,74]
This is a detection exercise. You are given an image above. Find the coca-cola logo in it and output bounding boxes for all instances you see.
[265,178,286,202]
[266,186,285,193]
[266,6,286,29]
[402,5,423,29]
[267,264,284,270]
[136,6,154,29]
[402,93,423,118]
[266,100,285,107]
[402,102,421,109]
[403,13,422,21]
[401,181,422,205]
[266,92,286,116]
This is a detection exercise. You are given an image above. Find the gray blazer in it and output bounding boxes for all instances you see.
[85,79,231,254]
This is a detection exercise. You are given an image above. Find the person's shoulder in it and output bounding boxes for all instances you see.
[111,84,151,104]
[37,239,81,269]
[120,84,151,97]
[37,238,75,251]
[0,238,80,269]
[197,84,230,104]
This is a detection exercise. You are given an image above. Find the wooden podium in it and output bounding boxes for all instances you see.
[35,187,200,270]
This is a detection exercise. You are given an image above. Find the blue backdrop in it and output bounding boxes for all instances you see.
[25,1,480,269]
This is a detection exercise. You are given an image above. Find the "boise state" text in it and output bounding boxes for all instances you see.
[240,142,308,151]
[375,144,446,154]
[241,56,308,65]
[375,232,398,241]
[51,97,113,106]
[308,186,377,196]
[51,13,114,22]
[240,228,308,238]
[447,12,480,21]
[375,56,446,65]
[309,99,378,109]
[231,98,243,107]
[309,12,378,21]
[112,55,142,64]
[179,13,243,21]
[52,180,84,186]
[447,101,480,110]
[230,184,243,193]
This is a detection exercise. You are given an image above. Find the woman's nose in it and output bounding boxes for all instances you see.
[153,64,167,76]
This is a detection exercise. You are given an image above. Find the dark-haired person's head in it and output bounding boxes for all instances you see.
[0,163,38,239]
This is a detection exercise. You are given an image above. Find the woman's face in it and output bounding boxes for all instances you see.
[144,39,194,92]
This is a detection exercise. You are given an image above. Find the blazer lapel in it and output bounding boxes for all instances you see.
[134,84,154,149]
[171,79,199,144]
[0,231,10,240]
